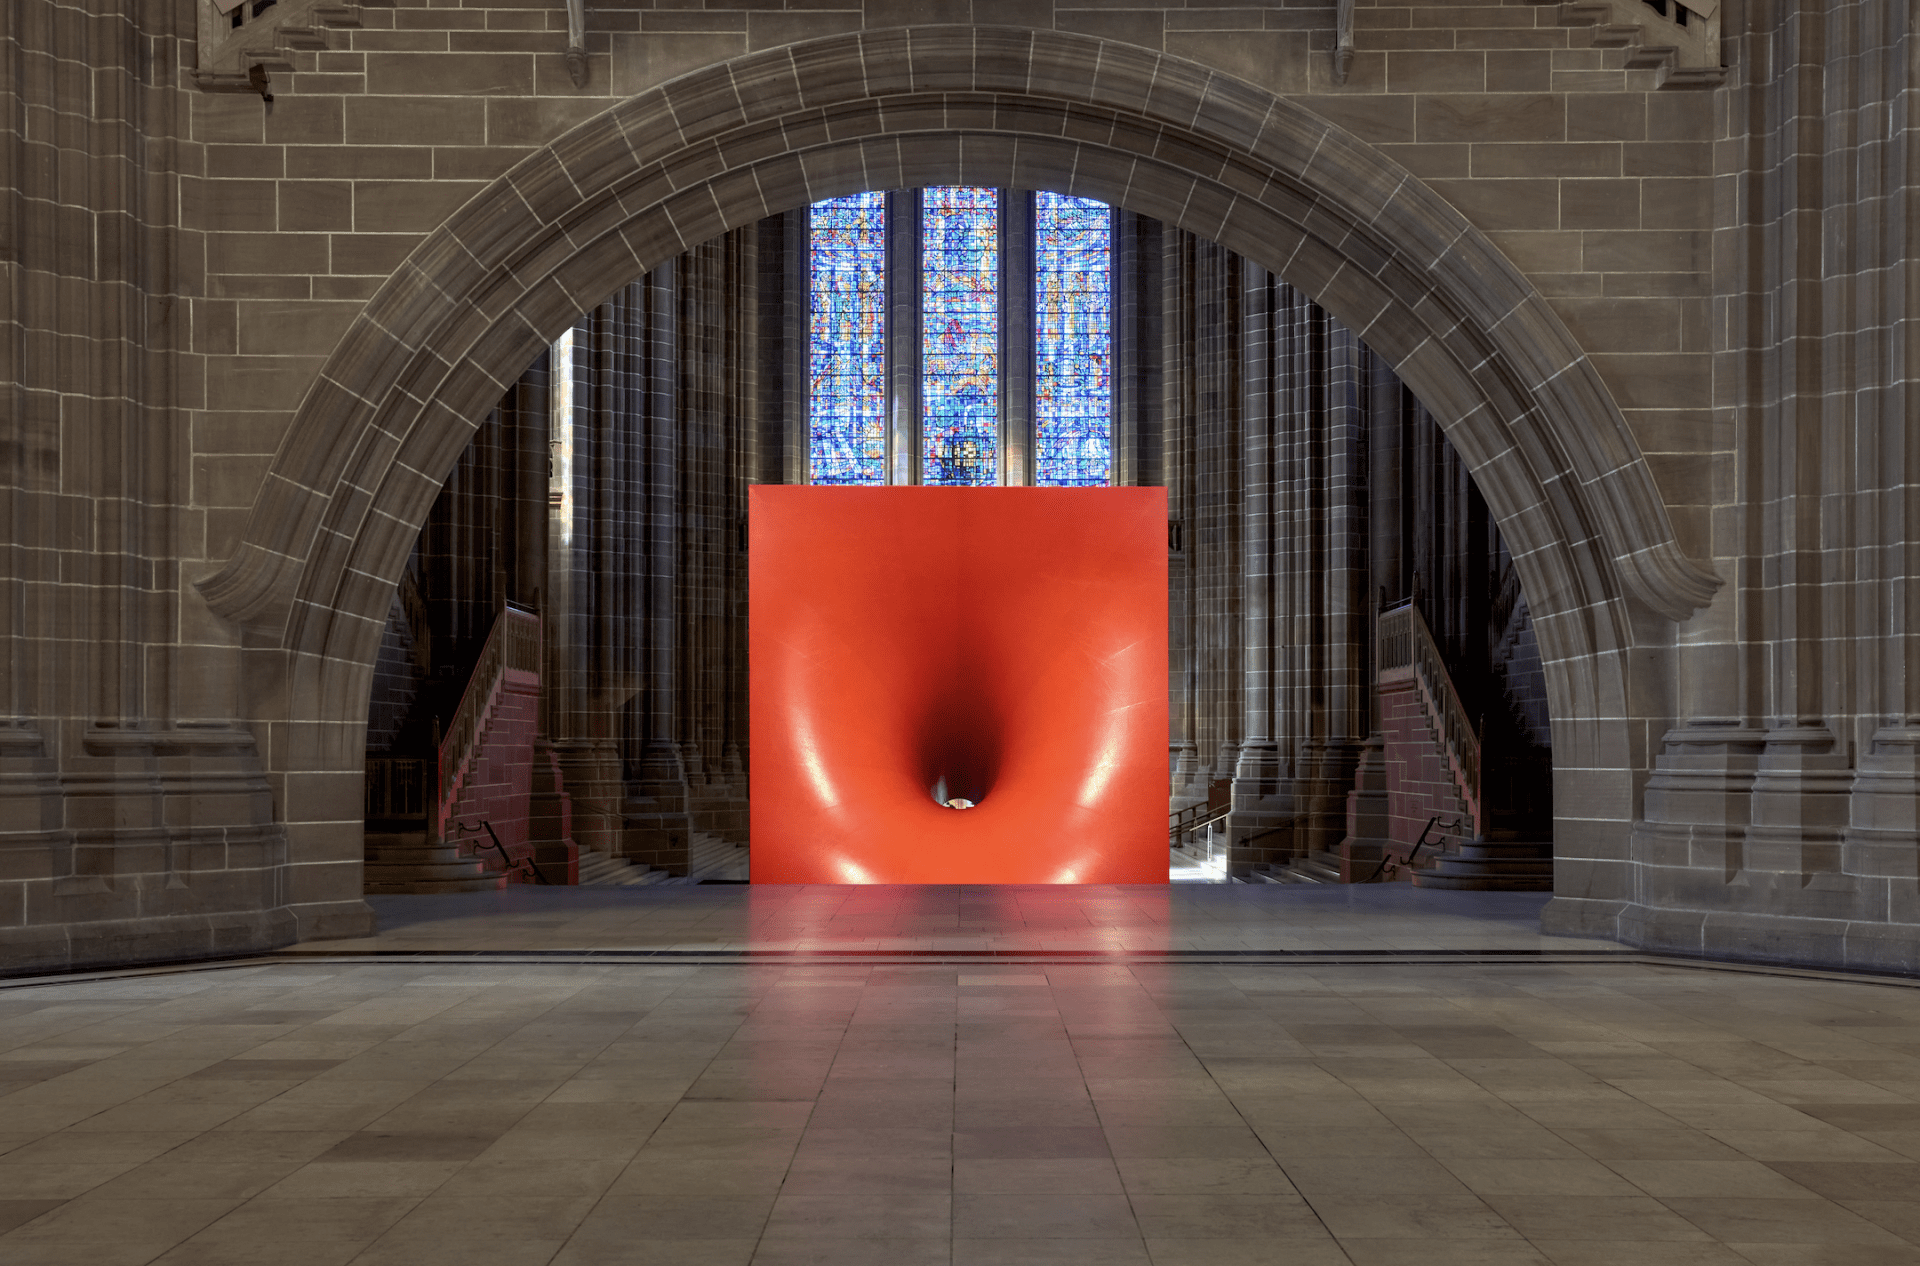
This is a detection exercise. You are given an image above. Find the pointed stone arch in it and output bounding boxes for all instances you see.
[195,26,1719,917]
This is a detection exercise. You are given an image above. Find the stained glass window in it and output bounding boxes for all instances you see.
[921,187,1000,486]
[1034,193,1113,486]
[808,193,887,485]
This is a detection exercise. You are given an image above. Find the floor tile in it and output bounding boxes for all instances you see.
[1115,1157,1294,1195]
[1482,1194,1718,1242]
[764,1191,951,1239]
[6,887,1920,1263]
[955,1241,1150,1265]
[751,1238,950,1265]
[1144,1241,1349,1266]
[1662,1197,1908,1244]
[1130,1192,1324,1240]
[953,1192,1140,1238]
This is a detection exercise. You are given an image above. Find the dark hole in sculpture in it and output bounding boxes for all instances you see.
[917,669,1001,811]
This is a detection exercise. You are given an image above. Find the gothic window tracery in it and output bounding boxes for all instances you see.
[805,187,1114,487]
[806,192,888,486]
[1034,192,1113,487]
[921,186,1001,487]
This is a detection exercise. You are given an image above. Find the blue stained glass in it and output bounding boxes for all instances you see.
[808,193,887,485]
[921,187,999,486]
[1034,192,1112,487]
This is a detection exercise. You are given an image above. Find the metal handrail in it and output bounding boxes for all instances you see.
[1170,799,1229,844]
[1367,814,1463,883]
[1169,779,1232,846]
[453,818,551,885]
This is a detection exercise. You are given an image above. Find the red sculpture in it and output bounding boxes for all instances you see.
[749,486,1169,884]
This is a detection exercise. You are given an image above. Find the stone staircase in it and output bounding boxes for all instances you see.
[1411,838,1554,891]
[578,831,749,887]
[364,829,503,894]
[576,846,670,887]
[1249,850,1344,884]
[677,832,750,883]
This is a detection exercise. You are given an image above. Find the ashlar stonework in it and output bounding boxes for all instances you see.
[0,0,1913,974]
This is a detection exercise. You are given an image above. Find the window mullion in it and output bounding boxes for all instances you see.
[887,188,920,485]
[1003,190,1033,487]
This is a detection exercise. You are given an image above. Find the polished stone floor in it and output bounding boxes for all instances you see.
[3,888,1920,1265]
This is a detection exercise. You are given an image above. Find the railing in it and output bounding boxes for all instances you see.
[398,570,431,672]
[1169,778,1231,847]
[1366,814,1464,883]
[1488,564,1525,661]
[453,818,552,885]
[365,756,429,822]
[1378,600,1481,835]
[365,604,540,840]
[434,605,540,842]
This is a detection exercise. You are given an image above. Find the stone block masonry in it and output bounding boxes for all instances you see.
[3,0,1916,975]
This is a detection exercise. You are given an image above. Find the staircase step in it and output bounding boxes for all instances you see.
[365,844,473,865]
[366,876,505,894]
[363,821,506,893]
[1411,871,1553,891]
[1453,843,1553,861]
[1425,859,1554,876]
[576,846,670,887]
[653,832,749,885]
[1412,852,1554,891]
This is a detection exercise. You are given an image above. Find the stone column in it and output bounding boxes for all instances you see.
[1830,0,1920,967]
[759,211,807,486]
[675,230,755,846]
[1163,230,1201,797]
[1294,315,1368,855]
[1191,238,1243,793]
[1230,262,1289,869]
[1112,211,1163,491]
[622,266,694,874]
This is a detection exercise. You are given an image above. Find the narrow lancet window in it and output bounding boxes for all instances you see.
[808,193,888,484]
[1034,193,1113,486]
[921,186,1000,486]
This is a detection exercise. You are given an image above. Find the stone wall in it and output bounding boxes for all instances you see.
[3,0,1916,974]
[1562,0,1920,969]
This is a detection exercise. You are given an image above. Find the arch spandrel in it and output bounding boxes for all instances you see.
[197,26,1720,667]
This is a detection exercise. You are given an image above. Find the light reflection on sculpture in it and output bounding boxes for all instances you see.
[922,187,1000,486]
[808,193,888,485]
[1034,192,1113,486]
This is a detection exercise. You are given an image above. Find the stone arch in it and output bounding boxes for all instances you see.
[197,27,1719,869]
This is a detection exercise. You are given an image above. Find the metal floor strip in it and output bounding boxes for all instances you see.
[4,947,1919,989]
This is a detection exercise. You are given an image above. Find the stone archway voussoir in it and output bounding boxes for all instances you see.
[197,26,1718,665]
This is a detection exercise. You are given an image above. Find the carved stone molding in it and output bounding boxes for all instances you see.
[197,28,1719,662]
[1540,0,1727,89]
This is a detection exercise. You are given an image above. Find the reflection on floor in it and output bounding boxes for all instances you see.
[2,889,1919,1265]
[299,883,1626,956]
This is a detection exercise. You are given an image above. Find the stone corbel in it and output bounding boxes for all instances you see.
[566,0,589,88]
[1333,0,1356,85]
[195,61,275,103]
[1614,540,1723,622]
